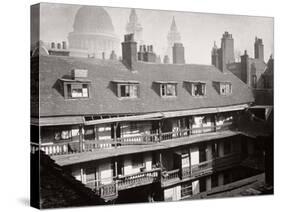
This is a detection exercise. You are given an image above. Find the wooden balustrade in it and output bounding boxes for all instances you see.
[99,183,118,198]
[117,169,160,190]
[162,169,180,182]
[40,142,71,155]
[37,122,235,156]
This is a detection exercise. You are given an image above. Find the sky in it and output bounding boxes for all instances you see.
[37,3,274,65]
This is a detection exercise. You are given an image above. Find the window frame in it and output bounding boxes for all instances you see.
[64,82,91,99]
[219,82,232,95]
[119,83,139,98]
[160,83,177,97]
[191,82,206,97]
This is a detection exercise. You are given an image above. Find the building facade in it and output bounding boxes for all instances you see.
[31,33,271,205]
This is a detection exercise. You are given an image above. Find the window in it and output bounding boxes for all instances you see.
[66,83,89,98]
[192,83,206,96]
[199,178,206,192]
[181,182,192,197]
[120,84,138,98]
[220,82,232,95]
[160,83,177,97]
[199,145,207,163]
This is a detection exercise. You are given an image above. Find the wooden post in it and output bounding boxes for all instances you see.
[113,123,117,148]
[178,119,182,137]
[114,160,118,179]
[158,121,162,142]
[159,151,163,171]
[79,125,83,152]
[213,114,217,132]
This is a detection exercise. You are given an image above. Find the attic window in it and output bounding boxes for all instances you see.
[154,81,177,97]
[112,80,140,99]
[184,81,206,97]
[67,83,89,98]
[120,84,138,98]
[192,83,206,96]
[60,69,91,99]
[220,82,232,95]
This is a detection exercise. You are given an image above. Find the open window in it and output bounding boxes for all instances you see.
[213,81,232,95]
[154,81,178,97]
[60,69,91,99]
[185,81,206,97]
[112,80,140,99]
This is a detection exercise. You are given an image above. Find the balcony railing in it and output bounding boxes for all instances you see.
[117,168,161,190]
[34,122,235,156]
[86,181,118,200]
[162,153,242,185]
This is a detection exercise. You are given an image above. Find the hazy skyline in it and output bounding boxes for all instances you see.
[39,3,274,64]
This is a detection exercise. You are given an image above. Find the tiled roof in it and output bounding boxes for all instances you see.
[35,55,254,117]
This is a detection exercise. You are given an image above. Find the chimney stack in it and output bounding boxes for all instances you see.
[240,50,250,85]
[122,34,137,70]
[254,37,264,61]
[172,43,185,64]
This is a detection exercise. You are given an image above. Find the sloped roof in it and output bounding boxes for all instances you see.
[36,55,254,117]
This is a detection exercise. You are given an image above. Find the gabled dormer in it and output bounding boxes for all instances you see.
[60,69,91,99]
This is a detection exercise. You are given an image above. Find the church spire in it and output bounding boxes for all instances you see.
[166,16,181,60]
[170,16,178,31]
[126,8,143,44]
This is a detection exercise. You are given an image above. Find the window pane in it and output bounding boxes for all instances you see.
[72,89,83,97]
[120,85,126,97]
[166,84,175,96]
[161,84,166,96]
[130,85,138,97]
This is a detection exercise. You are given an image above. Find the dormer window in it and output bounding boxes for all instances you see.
[67,83,89,98]
[185,81,206,97]
[213,81,232,95]
[220,82,232,95]
[112,80,140,98]
[60,69,91,99]
[154,81,177,97]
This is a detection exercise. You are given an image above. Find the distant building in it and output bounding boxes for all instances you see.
[68,6,119,59]
[211,32,273,105]
[166,17,181,62]
[126,9,143,45]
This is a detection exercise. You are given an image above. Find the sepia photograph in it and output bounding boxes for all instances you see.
[30,2,274,209]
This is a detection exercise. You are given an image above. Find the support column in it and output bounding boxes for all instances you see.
[206,176,212,191]
[79,125,83,152]
[113,122,117,148]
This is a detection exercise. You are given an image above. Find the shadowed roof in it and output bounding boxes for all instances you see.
[35,55,254,117]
